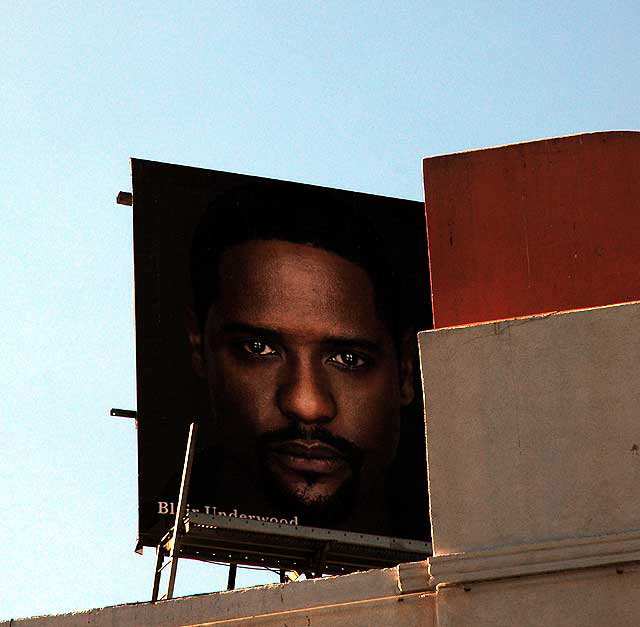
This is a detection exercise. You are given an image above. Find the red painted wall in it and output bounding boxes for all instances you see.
[423,131,640,328]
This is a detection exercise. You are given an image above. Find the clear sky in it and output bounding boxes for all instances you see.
[1,1,638,620]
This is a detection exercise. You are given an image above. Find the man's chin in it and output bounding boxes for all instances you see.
[262,470,358,528]
[289,479,344,509]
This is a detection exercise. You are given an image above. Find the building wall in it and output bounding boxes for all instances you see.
[1,566,436,627]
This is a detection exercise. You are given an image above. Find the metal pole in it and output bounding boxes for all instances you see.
[227,563,238,590]
[165,422,199,600]
[151,546,164,602]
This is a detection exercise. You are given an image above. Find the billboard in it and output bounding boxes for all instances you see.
[131,159,432,559]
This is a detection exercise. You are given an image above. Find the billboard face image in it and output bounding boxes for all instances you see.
[131,159,432,551]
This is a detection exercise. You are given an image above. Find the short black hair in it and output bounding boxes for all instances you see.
[190,181,414,342]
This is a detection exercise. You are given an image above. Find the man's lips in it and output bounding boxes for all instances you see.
[268,440,349,475]
[272,440,346,459]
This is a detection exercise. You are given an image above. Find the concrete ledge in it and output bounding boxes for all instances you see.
[428,529,640,586]
[3,565,436,627]
[435,563,640,627]
[397,560,433,594]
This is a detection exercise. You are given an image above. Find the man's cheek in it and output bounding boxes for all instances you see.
[210,358,264,399]
[350,395,401,456]
[212,376,283,436]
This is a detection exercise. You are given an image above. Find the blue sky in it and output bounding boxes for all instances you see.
[1,1,638,620]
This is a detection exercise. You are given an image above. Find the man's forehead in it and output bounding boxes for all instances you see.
[209,239,388,340]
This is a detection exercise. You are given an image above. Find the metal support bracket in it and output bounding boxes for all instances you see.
[116,191,133,206]
[110,408,137,419]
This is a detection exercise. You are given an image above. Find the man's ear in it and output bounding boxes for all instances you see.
[399,330,416,406]
[185,306,206,378]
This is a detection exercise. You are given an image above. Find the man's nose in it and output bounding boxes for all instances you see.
[276,359,337,424]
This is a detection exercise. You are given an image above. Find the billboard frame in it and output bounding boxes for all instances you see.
[131,158,432,572]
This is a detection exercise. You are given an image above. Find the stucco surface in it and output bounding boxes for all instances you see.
[8,562,639,627]
[435,564,640,627]
[2,566,436,627]
[419,301,640,555]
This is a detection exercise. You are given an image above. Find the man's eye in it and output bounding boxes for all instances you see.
[329,352,366,369]
[242,340,278,356]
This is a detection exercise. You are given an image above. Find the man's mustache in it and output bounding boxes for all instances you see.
[257,424,364,466]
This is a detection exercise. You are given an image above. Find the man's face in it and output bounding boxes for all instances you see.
[189,239,413,521]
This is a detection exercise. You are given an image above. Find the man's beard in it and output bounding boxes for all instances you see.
[257,424,364,527]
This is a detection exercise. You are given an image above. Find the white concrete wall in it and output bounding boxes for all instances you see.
[435,563,640,627]
[1,566,436,627]
[9,561,640,627]
[419,301,640,555]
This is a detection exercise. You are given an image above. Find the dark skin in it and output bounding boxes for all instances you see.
[187,239,414,533]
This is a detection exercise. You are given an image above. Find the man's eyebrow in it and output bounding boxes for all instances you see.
[220,322,282,338]
[320,336,382,353]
